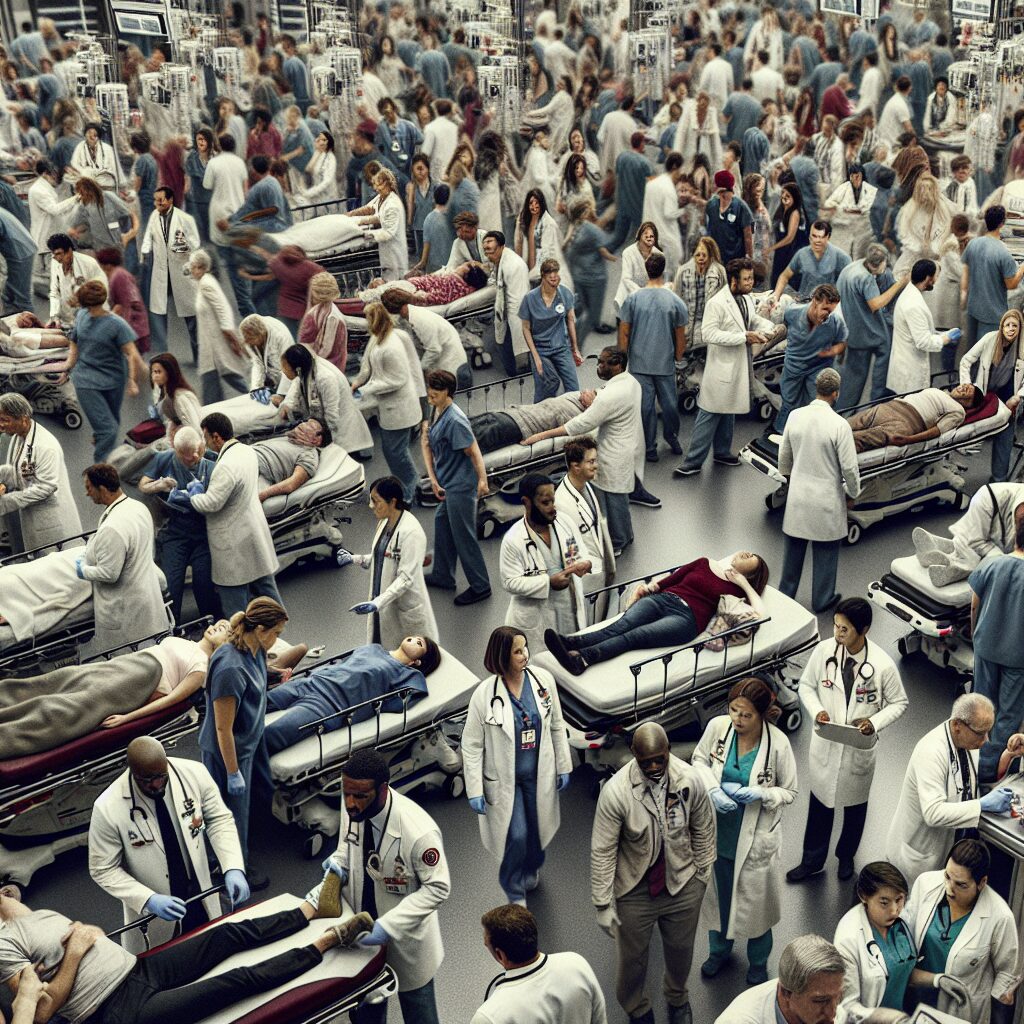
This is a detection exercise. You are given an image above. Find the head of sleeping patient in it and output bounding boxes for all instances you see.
[199,619,232,654]
[947,382,984,411]
[391,635,441,676]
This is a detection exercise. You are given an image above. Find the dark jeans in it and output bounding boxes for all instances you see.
[774,368,819,433]
[95,908,318,1024]
[779,535,840,613]
[379,426,418,505]
[570,592,697,664]
[3,255,34,312]
[159,530,220,623]
[470,411,521,453]
[432,488,490,593]
[354,978,440,1024]
[77,385,123,462]
[574,272,607,347]
[149,312,198,360]
[264,694,332,755]
[493,321,519,377]
[595,486,632,553]
[218,572,284,618]
[218,245,256,318]
[837,346,891,411]
[799,794,868,868]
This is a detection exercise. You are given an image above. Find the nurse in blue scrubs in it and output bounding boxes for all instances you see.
[198,597,288,868]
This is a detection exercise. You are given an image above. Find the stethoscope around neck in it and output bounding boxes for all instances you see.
[823,639,876,701]
[865,918,917,977]
[711,722,774,786]
[485,671,551,728]
[128,764,203,844]
[522,518,565,577]
[557,476,598,536]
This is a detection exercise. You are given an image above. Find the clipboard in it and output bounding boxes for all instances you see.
[813,721,878,750]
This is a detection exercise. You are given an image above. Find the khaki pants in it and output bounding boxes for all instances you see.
[614,873,707,1018]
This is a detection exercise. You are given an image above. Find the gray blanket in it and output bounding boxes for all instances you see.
[0,651,163,758]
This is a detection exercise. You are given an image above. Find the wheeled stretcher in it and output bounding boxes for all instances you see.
[0,348,82,430]
[739,393,1012,543]
[268,645,477,857]
[676,339,787,422]
[277,197,382,278]
[0,619,211,887]
[532,569,818,779]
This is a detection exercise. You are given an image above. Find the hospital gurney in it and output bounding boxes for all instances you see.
[268,645,477,856]
[739,391,1013,544]
[531,568,819,780]
[676,337,787,421]
[0,618,211,887]
[0,347,82,430]
[277,197,382,277]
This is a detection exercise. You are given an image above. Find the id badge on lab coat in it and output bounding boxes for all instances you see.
[521,728,537,750]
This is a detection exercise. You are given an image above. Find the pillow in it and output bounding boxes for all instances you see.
[704,595,761,652]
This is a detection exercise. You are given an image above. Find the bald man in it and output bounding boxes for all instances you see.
[590,723,716,1024]
[88,737,249,952]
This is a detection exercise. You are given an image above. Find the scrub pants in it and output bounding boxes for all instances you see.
[798,793,868,868]
[201,734,269,864]
[779,535,840,613]
[431,488,490,593]
[774,368,819,433]
[973,654,1024,780]
[681,411,734,469]
[966,313,1001,353]
[93,908,317,1024]
[379,426,418,505]
[595,486,633,554]
[149,309,198,360]
[837,345,891,411]
[218,572,284,618]
[354,979,441,1024]
[159,530,220,623]
[2,255,34,312]
[77,385,124,462]
[574,272,607,347]
[201,368,249,405]
[569,592,697,664]
[493,321,519,377]
[709,857,772,968]
[499,779,545,904]
[635,372,680,455]
[531,345,580,403]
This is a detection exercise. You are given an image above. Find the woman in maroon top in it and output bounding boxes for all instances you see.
[268,244,321,337]
[247,107,283,160]
[546,551,769,675]
[96,247,150,354]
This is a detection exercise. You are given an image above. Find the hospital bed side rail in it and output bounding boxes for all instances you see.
[0,529,94,566]
[457,370,532,410]
[289,196,360,221]
[108,885,224,951]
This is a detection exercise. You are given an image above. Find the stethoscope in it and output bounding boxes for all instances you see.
[375,512,405,568]
[127,764,204,846]
[945,722,978,800]
[710,722,774,786]
[865,919,917,977]
[521,519,569,577]
[13,421,36,479]
[556,476,599,536]
[823,640,877,703]
[485,671,553,729]
[98,493,129,526]
[344,797,407,885]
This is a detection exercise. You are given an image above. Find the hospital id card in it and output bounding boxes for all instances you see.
[814,721,878,750]
[520,729,537,750]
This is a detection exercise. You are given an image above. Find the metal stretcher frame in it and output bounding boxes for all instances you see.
[286,195,383,282]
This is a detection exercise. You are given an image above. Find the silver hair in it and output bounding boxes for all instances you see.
[864,243,889,272]
[777,935,845,995]
[189,249,213,273]
[239,314,268,341]
[0,393,33,419]
[816,367,842,396]
[951,692,994,727]
[173,426,202,453]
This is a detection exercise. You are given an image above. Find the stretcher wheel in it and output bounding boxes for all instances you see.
[677,389,698,414]
[442,773,465,799]
[780,708,802,733]
[471,350,492,370]
[478,513,498,540]
[845,522,862,546]
[954,491,969,510]
[756,399,774,422]
[63,409,83,430]
[303,830,329,859]
[897,636,911,659]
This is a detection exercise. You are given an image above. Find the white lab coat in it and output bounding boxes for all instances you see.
[48,251,105,322]
[80,496,168,652]
[691,717,798,940]
[885,722,982,888]
[140,207,201,317]
[462,665,574,857]
[554,475,615,587]
[190,438,279,586]
[906,871,1019,1024]
[499,516,588,639]
[88,757,244,953]
[888,284,948,392]
[284,356,373,454]
[446,228,490,273]
[362,512,437,648]
[27,176,76,254]
[798,637,908,808]
[516,211,573,289]
[823,181,877,259]
[350,334,421,431]
[779,399,861,543]
[615,244,663,312]
[368,191,409,280]
[960,330,1024,400]
[195,273,248,381]
[713,980,779,1024]
[471,951,608,1024]
[521,144,557,211]
[69,139,121,189]
[642,174,685,277]
[699,286,774,415]
[297,150,338,203]
[316,790,449,991]
[0,422,82,551]
[494,247,531,361]
[404,305,468,376]
[246,316,294,394]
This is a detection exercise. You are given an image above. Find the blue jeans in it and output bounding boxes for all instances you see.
[595,486,632,553]
[990,416,1017,483]
[779,535,840,612]
[218,572,284,617]
[217,245,255,317]
[77,385,123,462]
[774,368,819,433]
[3,255,34,312]
[682,410,734,468]
[159,530,220,623]
[838,346,891,411]
[635,372,680,453]
[973,655,1024,780]
[432,488,490,592]
[966,313,1001,353]
[149,310,198,359]
[531,344,580,403]
[499,780,545,904]
[354,978,440,1024]
[263,695,332,755]
[201,369,249,405]
[574,273,607,348]
[379,426,418,505]
[570,591,698,664]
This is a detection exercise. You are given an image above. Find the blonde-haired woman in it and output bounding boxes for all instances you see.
[675,92,723,173]
[298,271,348,371]
[960,308,1024,481]
[894,175,957,276]
[674,236,727,350]
[198,596,288,869]
[350,302,422,502]
[352,167,408,280]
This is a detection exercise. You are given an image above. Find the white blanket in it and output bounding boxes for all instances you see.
[202,394,281,438]
[0,546,89,642]
[270,216,370,259]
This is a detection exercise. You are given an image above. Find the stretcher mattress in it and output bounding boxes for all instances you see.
[889,554,974,608]
[340,285,496,332]
[142,893,388,1024]
[268,648,478,785]
[271,216,376,261]
[0,353,70,372]
[263,446,364,518]
[482,433,573,474]
[533,587,818,720]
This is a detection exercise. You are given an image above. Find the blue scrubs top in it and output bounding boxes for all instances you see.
[871,920,918,1010]
[198,643,267,771]
[920,902,971,974]
[717,733,757,860]
[428,403,477,493]
[509,672,542,783]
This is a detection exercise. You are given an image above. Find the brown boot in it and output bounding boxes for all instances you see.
[314,872,342,919]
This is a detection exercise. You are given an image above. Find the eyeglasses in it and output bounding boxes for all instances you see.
[961,720,990,738]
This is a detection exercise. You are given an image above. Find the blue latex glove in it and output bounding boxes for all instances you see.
[186,478,205,496]
[74,556,86,580]
[557,773,570,792]
[226,770,246,796]
[144,893,187,921]
[321,857,349,884]
[980,787,1014,813]
[356,921,389,947]
[709,787,738,814]
[166,488,193,511]
[250,388,272,405]
[720,782,742,796]
[224,869,250,907]
[147,403,160,420]
[947,328,962,343]
[732,786,761,804]
[350,602,378,615]
[336,548,354,568]
[469,796,486,815]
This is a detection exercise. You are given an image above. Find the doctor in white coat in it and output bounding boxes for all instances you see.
[691,678,798,987]
[499,473,590,644]
[484,231,531,377]
[316,748,450,1023]
[88,738,247,954]
[789,598,908,883]
[886,694,1013,887]
[462,626,574,906]
[355,168,408,281]
[27,162,77,274]
[339,475,437,648]
[641,157,688,279]
[381,289,472,392]
[887,259,957,394]
[78,463,168,655]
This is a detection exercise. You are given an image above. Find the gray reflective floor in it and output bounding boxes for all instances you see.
[16,299,997,1024]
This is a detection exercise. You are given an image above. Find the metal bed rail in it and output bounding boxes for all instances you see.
[0,529,93,566]
[289,196,358,221]
[457,370,532,414]
[583,565,681,626]
[108,885,223,950]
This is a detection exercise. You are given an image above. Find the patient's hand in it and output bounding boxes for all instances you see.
[887,434,911,447]
[101,714,127,729]
[61,923,103,957]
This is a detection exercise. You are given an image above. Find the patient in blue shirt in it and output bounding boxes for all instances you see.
[264,637,442,753]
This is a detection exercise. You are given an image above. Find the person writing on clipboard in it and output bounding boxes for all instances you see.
[787,598,908,885]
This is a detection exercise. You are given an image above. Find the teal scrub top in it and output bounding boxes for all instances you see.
[871,920,918,1010]
[920,902,971,974]
[716,733,758,859]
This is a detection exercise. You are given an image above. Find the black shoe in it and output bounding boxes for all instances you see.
[713,454,742,466]
[668,440,683,456]
[701,953,731,978]
[837,858,855,881]
[645,449,659,463]
[666,1003,692,1024]
[786,862,825,883]
[673,464,700,477]
[814,593,842,614]
[423,574,456,591]
[248,870,271,892]
[594,323,615,334]
[454,587,491,606]
[630,487,662,508]
[746,964,769,986]
[544,628,569,662]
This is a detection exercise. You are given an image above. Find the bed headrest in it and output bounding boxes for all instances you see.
[963,390,1000,424]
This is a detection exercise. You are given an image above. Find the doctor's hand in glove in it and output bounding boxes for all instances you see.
[224,869,250,907]
[980,787,1014,814]
[186,479,205,496]
[469,796,487,815]
[144,894,187,921]
[226,770,246,796]
[933,973,969,1007]
[596,905,620,937]
[167,488,193,511]
[709,787,738,814]
[74,557,86,580]
[350,602,378,615]
[731,786,762,804]
[322,857,349,885]
[557,773,571,792]
[357,922,389,947]
[250,388,272,405]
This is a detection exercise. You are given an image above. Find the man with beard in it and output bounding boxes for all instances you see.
[498,473,591,647]
[590,723,716,1024]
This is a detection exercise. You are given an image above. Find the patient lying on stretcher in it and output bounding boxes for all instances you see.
[343,263,489,313]
[471,391,591,453]
[264,637,441,754]
[0,312,68,354]
[847,383,983,452]
[254,419,331,503]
